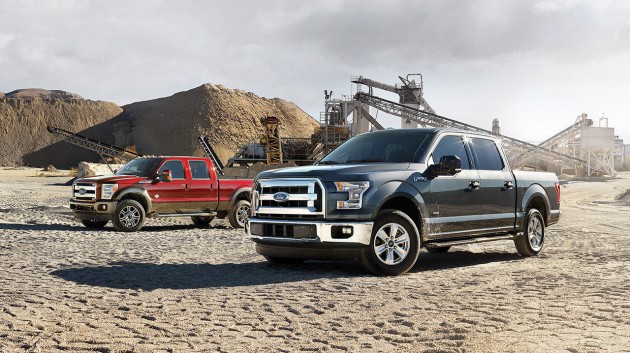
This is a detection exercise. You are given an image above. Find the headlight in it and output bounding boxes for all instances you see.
[334,181,369,209]
[101,184,119,200]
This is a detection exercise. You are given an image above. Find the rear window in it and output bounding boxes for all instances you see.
[470,138,505,171]
[189,160,210,179]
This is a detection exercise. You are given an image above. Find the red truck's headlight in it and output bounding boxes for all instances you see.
[101,184,119,200]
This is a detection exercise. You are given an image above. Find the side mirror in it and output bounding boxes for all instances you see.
[155,169,172,183]
[437,155,462,176]
[425,155,462,177]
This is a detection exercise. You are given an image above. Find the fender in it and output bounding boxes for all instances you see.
[115,187,153,213]
[228,187,252,210]
[518,183,551,230]
[368,180,429,221]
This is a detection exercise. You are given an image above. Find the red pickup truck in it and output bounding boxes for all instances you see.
[69,156,252,232]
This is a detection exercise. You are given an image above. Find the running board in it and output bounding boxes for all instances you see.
[424,235,515,248]
[151,212,216,218]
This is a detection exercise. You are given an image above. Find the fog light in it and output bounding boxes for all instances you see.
[98,204,108,211]
[342,227,353,235]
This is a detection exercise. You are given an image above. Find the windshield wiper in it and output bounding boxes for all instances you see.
[346,159,384,164]
[317,160,339,165]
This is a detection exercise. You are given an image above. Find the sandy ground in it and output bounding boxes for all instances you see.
[0,167,629,353]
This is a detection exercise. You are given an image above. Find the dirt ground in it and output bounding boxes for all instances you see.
[1,168,629,353]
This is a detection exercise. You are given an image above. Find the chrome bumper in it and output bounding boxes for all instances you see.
[247,218,373,245]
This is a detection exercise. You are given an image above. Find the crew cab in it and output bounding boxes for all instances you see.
[70,156,252,232]
[247,128,561,275]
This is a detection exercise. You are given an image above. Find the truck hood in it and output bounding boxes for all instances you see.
[257,163,427,182]
[75,174,147,184]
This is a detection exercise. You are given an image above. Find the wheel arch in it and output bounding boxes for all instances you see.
[521,184,551,226]
[229,187,252,209]
[368,181,428,242]
[116,188,152,214]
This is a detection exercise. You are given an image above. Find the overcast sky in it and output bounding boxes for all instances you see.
[1,0,629,143]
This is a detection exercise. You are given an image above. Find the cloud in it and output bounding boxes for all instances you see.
[0,0,628,141]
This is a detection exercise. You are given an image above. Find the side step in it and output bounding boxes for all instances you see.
[150,212,217,218]
[424,235,515,248]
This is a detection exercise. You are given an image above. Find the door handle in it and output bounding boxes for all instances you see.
[504,181,514,189]
[469,181,480,189]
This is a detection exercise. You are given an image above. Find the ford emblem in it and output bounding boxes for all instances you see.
[273,192,290,203]
[78,188,86,195]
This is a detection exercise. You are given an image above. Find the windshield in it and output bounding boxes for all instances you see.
[115,158,164,178]
[319,130,435,165]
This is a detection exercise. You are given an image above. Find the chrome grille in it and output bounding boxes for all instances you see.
[254,179,324,217]
[73,182,97,201]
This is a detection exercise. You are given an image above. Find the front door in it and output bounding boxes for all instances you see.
[425,134,482,239]
[147,159,190,213]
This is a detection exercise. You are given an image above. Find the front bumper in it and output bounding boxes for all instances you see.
[69,199,117,221]
[247,218,373,245]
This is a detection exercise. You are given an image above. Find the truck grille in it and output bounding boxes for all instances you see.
[73,183,97,201]
[253,179,324,218]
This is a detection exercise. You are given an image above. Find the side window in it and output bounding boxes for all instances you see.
[429,135,471,169]
[189,160,210,179]
[158,160,186,179]
[470,138,505,171]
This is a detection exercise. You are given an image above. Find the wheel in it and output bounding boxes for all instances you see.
[81,219,108,229]
[426,246,450,253]
[191,215,214,226]
[228,199,250,229]
[358,209,420,276]
[514,208,545,256]
[112,199,145,232]
[263,255,305,264]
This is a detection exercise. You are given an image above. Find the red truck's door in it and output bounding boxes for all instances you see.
[187,159,219,212]
[147,159,191,213]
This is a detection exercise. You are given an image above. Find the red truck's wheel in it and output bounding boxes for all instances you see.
[229,200,250,229]
[112,199,145,232]
[515,208,544,256]
[358,209,420,276]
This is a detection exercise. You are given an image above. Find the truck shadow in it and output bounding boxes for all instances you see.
[51,251,521,290]
[413,250,522,271]
[51,261,365,290]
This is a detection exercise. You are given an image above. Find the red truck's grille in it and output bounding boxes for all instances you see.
[73,183,97,201]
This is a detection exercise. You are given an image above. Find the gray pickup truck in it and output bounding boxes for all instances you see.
[246,128,561,275]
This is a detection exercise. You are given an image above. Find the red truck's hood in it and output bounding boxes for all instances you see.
[75,174,148,184]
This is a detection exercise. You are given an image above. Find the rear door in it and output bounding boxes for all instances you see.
[469,137,516,232]
[425,134,482,239]
[147,159,191,213]
[188,159,218,212]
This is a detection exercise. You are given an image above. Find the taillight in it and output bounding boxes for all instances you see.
[555,182,561,203]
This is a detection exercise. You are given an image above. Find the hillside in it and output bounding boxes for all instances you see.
[121,84,319,164]
[0,90,122,167]
[0,85,319,168]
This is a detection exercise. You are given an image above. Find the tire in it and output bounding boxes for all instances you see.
[358,209,420,276]
[81,219,108,229]
[191,216,214,226]
[426,246,450,253]
[514,208,545,256]
[228,199,250,229]
[112,199,145,232]
[263,255,305,264]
